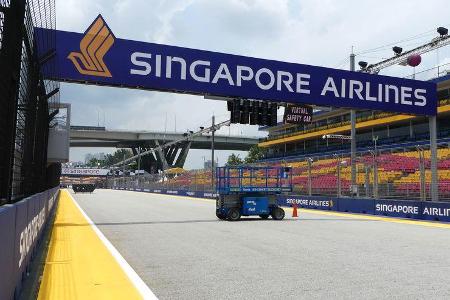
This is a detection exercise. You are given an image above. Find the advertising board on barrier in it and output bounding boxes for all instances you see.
[279,195,335,210]
[109,187,450,222]
[279,194,450,222]
[421,202,450,222]
[0,188,59,300]
[35,15,437,115]
[374,199,420,219]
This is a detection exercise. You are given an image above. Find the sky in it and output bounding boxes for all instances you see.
[58,0,450,169]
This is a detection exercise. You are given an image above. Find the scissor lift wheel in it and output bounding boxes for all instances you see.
[271,207,285,220]
[227,208,241,221]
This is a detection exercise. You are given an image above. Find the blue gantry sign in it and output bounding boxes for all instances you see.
[35,15,437,115]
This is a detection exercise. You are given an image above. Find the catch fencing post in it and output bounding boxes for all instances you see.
[307,157,312,196]
[350,51,357,198]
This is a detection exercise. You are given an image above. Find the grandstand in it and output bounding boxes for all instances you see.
[243,72,450,201]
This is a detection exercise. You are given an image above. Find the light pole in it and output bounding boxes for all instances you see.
[350,51,357,197]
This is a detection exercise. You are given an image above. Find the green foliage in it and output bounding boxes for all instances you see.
[226,153,243,166]
[85,149,133,168]
[226,146,265,166]
[244,146,265,164]
[104,149,133,166]
[85,157,105,168]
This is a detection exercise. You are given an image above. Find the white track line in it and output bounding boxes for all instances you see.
[67,191,158,300]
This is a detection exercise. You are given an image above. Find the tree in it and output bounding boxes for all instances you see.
[244,146,265,164]
[226,153,243,166]
[86,157,103,168]
[104,149,133,166]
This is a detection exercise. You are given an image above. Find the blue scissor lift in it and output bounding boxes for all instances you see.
[215,166,292,221]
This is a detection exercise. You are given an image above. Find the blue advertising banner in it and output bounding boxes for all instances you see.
[421,202,450,222]
[35,15,437,115]
[374,199,421,219]
[278,195,336,211]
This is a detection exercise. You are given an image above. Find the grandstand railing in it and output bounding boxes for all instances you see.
[108,143,450,202]
[262,143,450,202]
[107,170,215,193]
[264,131,450,161]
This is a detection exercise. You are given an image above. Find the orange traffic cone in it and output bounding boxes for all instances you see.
[292,204,298,218]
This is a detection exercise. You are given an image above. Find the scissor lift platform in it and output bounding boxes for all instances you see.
[215,166,292,221]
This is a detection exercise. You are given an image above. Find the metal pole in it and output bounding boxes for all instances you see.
[429,116,438,201]
[337,157,341,197]
[350,52,357,197]
[307,158,312,196]
[373,137,379,199]
[373,154,379,199]
[122,153,125,188]
[211,115,215,189]
[419,148,426,201]
[137,146,141,175]
[365,165,370,197]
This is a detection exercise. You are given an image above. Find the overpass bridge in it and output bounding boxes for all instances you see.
[70,127,258,150]
[70,126,259,173]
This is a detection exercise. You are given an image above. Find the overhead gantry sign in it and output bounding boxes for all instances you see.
[35,15,437,115]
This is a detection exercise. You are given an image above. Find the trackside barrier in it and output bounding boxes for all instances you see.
[0,187,59,300]
[278,195,450,222]
[112,186,218,199]
[114,187,450,222]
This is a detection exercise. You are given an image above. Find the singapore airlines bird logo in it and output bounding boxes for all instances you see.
[68,15,115,77]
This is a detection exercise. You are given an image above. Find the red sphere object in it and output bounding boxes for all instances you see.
[407,54,422,67]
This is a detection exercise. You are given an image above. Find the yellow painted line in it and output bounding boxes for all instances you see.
[284,207,450,229]
[259,105,450,147]
[38,189,157,300]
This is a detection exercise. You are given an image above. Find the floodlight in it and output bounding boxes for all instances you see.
[437,27,448,36]
[392,46,403,55]
[358,61,368,69]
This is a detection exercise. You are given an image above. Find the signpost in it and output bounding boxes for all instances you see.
[61,168,109,176]
[283,104,313,124]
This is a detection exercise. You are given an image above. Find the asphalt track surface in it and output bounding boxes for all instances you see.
[73,189,450,299]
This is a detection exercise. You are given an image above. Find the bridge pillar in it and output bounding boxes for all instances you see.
[174,141,191,168]
[132,146,159,174]
[154,140,169,171]
[168,146,179,166]
[165,146,175,165]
